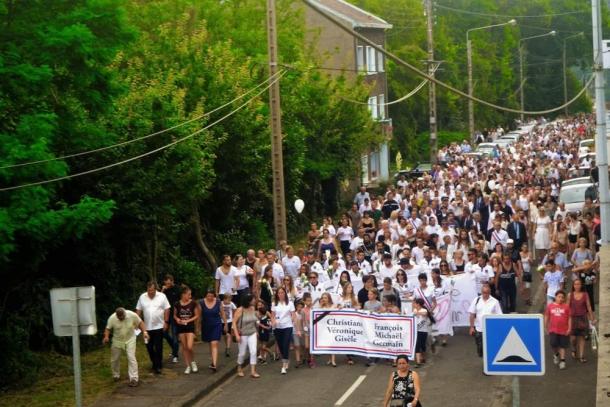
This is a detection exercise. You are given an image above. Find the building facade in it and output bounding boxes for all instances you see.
[304,0,392,185]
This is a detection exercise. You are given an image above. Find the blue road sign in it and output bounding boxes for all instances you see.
[483,314,545,376]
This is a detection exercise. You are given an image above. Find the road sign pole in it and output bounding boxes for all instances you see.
[512,376,520,407]
[71,288,83,407]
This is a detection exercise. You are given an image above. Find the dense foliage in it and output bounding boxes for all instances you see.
[0,0,377,387]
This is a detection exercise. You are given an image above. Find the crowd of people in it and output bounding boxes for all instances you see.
[103,115,601,406]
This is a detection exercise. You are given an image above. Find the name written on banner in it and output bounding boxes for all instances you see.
[310,309,416,359]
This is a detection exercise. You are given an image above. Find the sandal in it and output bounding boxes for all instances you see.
[580,358,588,363]
[571,350,577,359]
[250,373,261,378]
[237,370,245,377]
[209,364,217,372]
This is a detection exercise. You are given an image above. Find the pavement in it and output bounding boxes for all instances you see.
[91,341,236,407]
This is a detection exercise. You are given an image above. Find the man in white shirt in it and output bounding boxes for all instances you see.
[468,283,503,357]
[267,250,285,286]
[350,228,365,252]
[104,307,148,386]
[377,253,397,281]
[355,250,372,275]
[354,186,370,208]
[136,282,170,374]
[425,216,440,235]
[305,250,324,277]
[488,222,509,251]
[411,238,426,264]
[304,271,325,305]
[281,245,301,279]
[391,235,409,261]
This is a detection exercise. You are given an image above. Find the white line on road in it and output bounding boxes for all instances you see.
[335,375,367,406]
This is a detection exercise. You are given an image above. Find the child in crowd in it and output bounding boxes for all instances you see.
[544,290,571,370]
[256,300,272,364]
[221,294,237,356]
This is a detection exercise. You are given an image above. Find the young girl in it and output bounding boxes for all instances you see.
[302,293,314,368]
[318,293,337,367]
[413,298,436,367]
[293,300,306,367]
[174,285,200,374]
[221,294,237,357]
[256,300,272,365]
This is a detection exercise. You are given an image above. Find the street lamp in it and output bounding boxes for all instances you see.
[519,30,556,123]
[466,19,516,142]
[563,32,584,116]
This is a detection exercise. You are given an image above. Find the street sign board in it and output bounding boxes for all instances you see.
[483,314,545,376]
[50,286,97,336]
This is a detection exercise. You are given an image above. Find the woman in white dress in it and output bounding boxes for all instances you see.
[533,206,551,259]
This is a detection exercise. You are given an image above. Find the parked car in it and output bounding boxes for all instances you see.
[578,138,594,156]
[499,132,521,143]
[561,176,593,188]
[559,183,598,213]
[394,162,433,181]
[476,143,497,155]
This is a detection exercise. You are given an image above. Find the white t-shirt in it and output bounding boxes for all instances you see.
[215,266,238,295]
[136,291,170,331]
[337,226,354,242]
[544,271,564,297]
[271,263,285,286]
[472,264,495,294]
[282,255,301,279]
[468,295,503,332]
[222,301,237,322]
[378,263,398,281]
[234,265,251,290]
[272,301,295,329]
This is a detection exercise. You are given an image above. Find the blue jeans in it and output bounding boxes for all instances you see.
[163,319,179,357]
[274,327,293,362]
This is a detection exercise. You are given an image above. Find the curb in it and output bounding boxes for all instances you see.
[168,366,237,407]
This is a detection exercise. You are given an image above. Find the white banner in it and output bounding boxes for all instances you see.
[432,294,453,335]
[310,309,416,359]
[447,273,478,327]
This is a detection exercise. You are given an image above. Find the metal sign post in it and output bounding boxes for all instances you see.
[50,286,97,407]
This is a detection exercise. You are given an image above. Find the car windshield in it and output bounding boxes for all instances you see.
[417,164,432,171]
[580,140,594,148]
[559,187,588,204]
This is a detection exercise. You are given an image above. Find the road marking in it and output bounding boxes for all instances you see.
[335,375,367,406]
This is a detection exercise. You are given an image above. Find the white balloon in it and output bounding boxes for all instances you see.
[294,199,305,214]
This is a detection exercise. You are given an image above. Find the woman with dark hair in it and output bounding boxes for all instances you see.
[496,251,520,313]
[383,355,422,407]
[413,298,435,367]
[199,289,227,372]
[174,285,200,374]
[259,265,276,307]
[358,275,377,308]
[232,294,260,378]
[568,279,595,363]
[271,286,296,374]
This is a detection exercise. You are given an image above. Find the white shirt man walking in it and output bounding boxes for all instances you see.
[103,307,148,387]
[136,281,170,374]
[468,283,503,358]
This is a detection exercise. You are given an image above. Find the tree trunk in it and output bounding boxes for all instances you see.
[192,205,217,271]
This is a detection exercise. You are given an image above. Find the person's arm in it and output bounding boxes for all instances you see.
[382,371,395,407]
[103,327,111,344]
[215,278,220,297]
[270,310,277,328]
[412,370,421,406]
[469,313,476,336]
[544,307,549,333]
[174,306,181,325]
[220,302,228,326]
[138,319,149,342]
[163,306,170,331]
[586,294,595,323]
[232,308,242,343]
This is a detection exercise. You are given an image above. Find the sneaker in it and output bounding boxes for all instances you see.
[280,367,287,375]
[129,379,139,387]
[559,361,566,370]
[553,354,559,365]
[184,366,191,374]
[172,356,179,364]
[225,350,230,357]
[191,361,198,373]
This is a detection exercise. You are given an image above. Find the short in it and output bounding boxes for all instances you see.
[568,234,578,243]
[549,333,570,349]
[176,323,195,335]
[223,322,233,335]
[293,332,303,347]
[416,331,428,353]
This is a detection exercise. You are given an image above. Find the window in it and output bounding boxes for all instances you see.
[356,46,365,72]
[378,94,385,119]
[366,46,376,74]
[368,96,378,120]
[377,46,385,72]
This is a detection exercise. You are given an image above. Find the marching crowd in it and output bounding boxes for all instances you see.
[103,115,601,406]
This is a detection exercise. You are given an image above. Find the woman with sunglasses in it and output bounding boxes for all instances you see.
[438,260,452,276]
[270,287,296,375]
[281,275,298,301]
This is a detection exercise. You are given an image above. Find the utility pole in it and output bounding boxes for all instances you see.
[592,0,610,243]
[519,44,525,124]
[266,0,287,246]
[467,38,474,141]
[425,0,438,164]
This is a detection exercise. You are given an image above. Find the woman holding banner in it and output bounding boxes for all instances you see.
[319,293,338,367]
[430,269,451,350]
[413,298,435,367]
[383,355,422,406]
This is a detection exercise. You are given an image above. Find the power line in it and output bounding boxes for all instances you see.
[0,70,284,170]
[0,71,286,192]
[303,0,594,116]
[435,3,588,19]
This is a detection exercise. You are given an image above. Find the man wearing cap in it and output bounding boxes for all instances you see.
[104,307,149,386]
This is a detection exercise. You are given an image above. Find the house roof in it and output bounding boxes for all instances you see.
[310,0,393,30]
